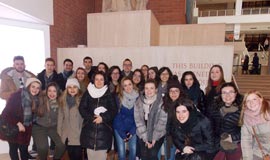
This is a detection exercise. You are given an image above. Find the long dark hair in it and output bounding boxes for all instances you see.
[205,64,225,95]
[181,71,200,89]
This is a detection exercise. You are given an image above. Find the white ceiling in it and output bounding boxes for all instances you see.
[0,3,44,24]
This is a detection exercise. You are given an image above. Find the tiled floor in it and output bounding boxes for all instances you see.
[0,153,10,160]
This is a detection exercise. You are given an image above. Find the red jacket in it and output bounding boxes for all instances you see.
[1,89,32,145]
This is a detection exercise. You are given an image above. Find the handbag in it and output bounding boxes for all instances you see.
[0,115,19,140]
[252,127,270,160]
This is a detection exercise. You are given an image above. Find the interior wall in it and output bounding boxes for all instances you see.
[57,46,234,90]
[92,0,186,24]
[159,23,226,45]
[50,0,95,65]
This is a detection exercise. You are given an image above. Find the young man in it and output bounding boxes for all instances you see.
[121,58,133,78]
[0,56,35,100]
[83,56,96,80]
[37,58,65,91]
[58,59,74,89]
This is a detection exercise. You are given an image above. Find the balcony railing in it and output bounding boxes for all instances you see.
[199,7,270,17]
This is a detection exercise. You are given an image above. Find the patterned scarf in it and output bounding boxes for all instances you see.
[21,88,38,126]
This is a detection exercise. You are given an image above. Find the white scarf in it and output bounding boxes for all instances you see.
[87,83,108,98]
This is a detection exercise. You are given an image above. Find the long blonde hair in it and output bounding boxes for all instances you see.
[239,90,270,126]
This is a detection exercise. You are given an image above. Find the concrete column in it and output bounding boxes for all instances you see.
[235,0,243,16]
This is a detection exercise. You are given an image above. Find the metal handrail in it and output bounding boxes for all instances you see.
[232,74,240,92]
[199,7,270,17]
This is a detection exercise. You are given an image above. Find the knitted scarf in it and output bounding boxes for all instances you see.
[244,107,269,126]
[122,90,139,109]
[21,88,38,126]
[66,94,76,109]
[87,83,108,98]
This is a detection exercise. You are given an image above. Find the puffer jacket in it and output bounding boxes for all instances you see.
[206,99,241,149]
[171,113,214,154]
[0,67,35,100]
[79,88,117,150]
[113,103,136,139]
[134,95,167,142]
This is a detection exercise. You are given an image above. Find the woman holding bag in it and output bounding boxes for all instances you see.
[240,90,270,160]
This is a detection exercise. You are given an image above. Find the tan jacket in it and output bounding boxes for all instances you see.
[0,67,35,100]
[241,121,270,160]
[57,91,83,145]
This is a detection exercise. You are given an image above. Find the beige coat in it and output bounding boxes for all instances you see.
[57,92,83,145]
[241,121,270,160]
[0,67,35,100]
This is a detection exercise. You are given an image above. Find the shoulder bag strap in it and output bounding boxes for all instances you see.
[252,126,266,157]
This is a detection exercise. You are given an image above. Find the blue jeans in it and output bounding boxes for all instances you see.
[158,137,176,160]
[114,130,137,160]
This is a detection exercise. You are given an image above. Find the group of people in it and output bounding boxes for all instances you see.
[242,53,260,74]
[0,55,269,160]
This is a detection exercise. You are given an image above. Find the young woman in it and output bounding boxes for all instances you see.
[239,90,270,160]
[181,71,205,113]
[205,65,226,107]
[148,67,159,82]
[157,67,173,97]
[171,99,214,160]
[58,78,83,159]
[132,69,145,93]
[134,80,167,160]
[79,71,117,160]
[108,66,122,94]
[163,78,187,160]
[32,82,66,160]
[141,64,149,81]
[1,78,41,160]
[75,67,90,93]
[207,82,242,160]
[113,77,139,160]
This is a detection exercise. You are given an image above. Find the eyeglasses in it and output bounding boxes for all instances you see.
[19,78,24,88]
[169,89,180,94]
[221,91,236,96]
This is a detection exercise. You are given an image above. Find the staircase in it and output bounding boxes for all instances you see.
[234,75,270,100]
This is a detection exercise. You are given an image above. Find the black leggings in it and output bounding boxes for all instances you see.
[8,142,28,160]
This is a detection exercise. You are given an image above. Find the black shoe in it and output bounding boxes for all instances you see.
[28,154,36,159]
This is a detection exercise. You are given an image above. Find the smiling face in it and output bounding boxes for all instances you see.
[169,87,180,101]
[221,86,236,106]
[160,70,170,83]
[210,67,222,81]
[67,85,79,97]
[246,93,262,112]
[176,105,190,124]
[111,68,120,82]
[47,85,57,100]
[76,69,85,81]
[144,82,157,98]
[123,79,133,94]
[29,82,41,96]
[132,71,142,85]
[94,74,105,89]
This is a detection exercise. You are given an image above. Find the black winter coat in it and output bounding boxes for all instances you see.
[79,88,117,150]
[206,100,241,149]
[171,113,214,154]
[37,70,65,91]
